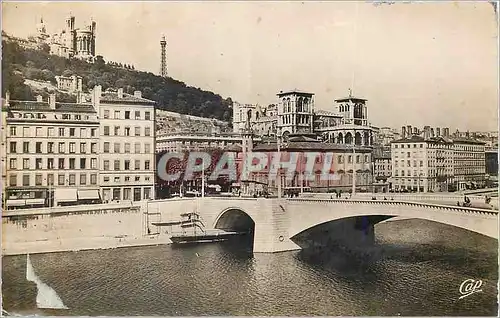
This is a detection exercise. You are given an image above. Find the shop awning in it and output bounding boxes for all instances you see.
[25,199,45,205]
[6,199,26,207]
[77,189,100,200]
[55,188,78,203]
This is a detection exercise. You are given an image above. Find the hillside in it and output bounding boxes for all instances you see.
[1,40,233,122]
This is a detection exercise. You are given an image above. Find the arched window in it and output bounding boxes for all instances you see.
[297,97,303,112]
[282,98,287,113]
[286,98,291,112]
[303,98,309,112]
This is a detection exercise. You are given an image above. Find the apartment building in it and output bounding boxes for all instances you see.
[2,93,100,209]
[390,135,485,192]
[94,87,156,202]
[452,138,486,190]
[156,132,244,153]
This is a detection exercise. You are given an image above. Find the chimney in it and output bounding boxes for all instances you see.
[117,88,123,98]
[443,127,450,137]
[407,125,412,137]
[430,128,435,138]
[77,77,83,92]
[423,126,430,140]
[49,93,56,109]
[436,127,441,137]
[133,90,142,98]
[413,127,418,135]
[5,91,10,106]
[401,126,407,139]
[76,91,83,104]
[36,95,43,102]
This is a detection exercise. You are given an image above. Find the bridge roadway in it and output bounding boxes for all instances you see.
[146,194,498,253]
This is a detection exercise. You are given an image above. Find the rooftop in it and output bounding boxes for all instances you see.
[100,91,155,105]
[7,100,96,113]
[277,89,314,96]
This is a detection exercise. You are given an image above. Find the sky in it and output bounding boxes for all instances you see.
[2,1,498,132]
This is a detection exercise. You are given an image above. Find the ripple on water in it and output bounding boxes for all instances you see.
[2,219,498,316]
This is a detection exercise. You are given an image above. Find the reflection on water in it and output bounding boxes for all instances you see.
[2,219,498,316]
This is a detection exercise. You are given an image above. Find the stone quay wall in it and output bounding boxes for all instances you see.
[2,202,171,256]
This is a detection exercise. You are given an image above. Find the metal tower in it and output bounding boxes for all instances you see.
[160,35,167,77]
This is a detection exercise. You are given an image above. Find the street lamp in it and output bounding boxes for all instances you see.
[277,127,282,199]
[352,142,356,196]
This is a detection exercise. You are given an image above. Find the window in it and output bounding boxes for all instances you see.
[58,158,65,169]
[23,142,30,153]
[69,142,76,153]
[9,158,17,169]
[135,127,140,136]
[135,160,140,170]
[123,188,131,200]
[58,174,65,185]
[91,143,97,153]
[348,155,352,164]
[145,127,151,136]
[9,142,17,153]
[125,127,130,136]
[356,155,360,164]
[144,187,151,200]
[114,143,120,153]
[58,142,65,153]
[70,128,75,136]
[23,159,30,169]
[91,128,96,137]
[9,127,17,136]
[145,160,150,170]
[104,142,110,153]
[91,158,97,169]
[114,160,120,170]
[365,155,368,163]
[48,142,54,153]
[114,110,120,119]
[35,174,42,186]
[135,176,140,181]
[80,128,86,138]
[9,174,17,186]
[80,173,87,185]
[124,143,130,153]
[114,126,120,136]
[36,158,42,169]
[145,111,151,120]
[103,177,110,182]
[59,128,65,136]
[36,127,43,136]
[23,174,30,186]
[48,127,55,137]
[113,188,121,200]
[104,160,110,171]
[47,174,54,186]
[407,152,411,158]
[69,174,76,185]
[125,160,130,170]
[90,174,97,185]
[69,158,76,169]
[135,111,140,120]
[125,176,130,182]
[80,158,86,169]
[145,143,150,153]
[47,158,54,169]
[104,126,110,136]
[125,111,130,119]
[104,109,110,119]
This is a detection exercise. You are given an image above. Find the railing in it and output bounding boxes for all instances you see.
[2,201,140,217]
[287,198,499,216]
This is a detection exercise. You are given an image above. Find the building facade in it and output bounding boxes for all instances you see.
[95,87,156,202]
[452,138,486,190]
[156,132,245,153]
[389,133,486,193]
[2,93,100,210]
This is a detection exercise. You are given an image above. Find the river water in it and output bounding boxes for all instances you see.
[2,219,498,316]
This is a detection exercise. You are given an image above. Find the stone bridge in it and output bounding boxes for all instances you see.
[146,197,498,253]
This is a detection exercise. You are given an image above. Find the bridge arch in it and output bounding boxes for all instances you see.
[213,207,255,234]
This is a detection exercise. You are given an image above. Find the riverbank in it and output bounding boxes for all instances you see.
[2,235,173,256]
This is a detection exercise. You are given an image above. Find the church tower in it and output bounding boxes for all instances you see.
[160,35,167,77]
